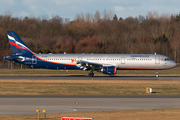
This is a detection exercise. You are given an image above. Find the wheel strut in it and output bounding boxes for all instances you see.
[88,72,94,77]
[155,70,159,77]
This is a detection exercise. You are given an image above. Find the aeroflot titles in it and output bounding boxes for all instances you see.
[131,55,149,57]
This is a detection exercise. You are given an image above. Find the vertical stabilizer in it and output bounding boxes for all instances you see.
[7,31,34,55]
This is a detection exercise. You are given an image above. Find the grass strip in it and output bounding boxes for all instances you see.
[0,80,179,95]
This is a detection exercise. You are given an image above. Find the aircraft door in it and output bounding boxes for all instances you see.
[121,57,125,64]
[32,55,37,64]
[155,55,160,64]
[78,57,83,60]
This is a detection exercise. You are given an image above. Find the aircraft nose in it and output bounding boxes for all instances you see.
[172,61,177,68]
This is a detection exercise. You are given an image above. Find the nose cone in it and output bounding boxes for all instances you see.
[171,61,177,68]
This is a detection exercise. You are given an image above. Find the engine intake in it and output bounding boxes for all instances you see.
[102,66,117,75]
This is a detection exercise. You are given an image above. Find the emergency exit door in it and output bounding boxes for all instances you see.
[121,57,125,64]
[155,55,160,64]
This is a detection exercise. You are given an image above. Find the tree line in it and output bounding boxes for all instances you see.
[0,11,180,62]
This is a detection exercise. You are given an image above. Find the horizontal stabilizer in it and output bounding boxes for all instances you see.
[5,55,24,62]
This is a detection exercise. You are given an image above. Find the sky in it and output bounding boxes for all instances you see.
[0,0,180,20]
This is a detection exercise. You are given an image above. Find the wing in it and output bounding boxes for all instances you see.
[76,60,116,71]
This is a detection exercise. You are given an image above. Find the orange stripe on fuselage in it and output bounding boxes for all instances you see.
[36,56,77,66]
[9,42,76,66]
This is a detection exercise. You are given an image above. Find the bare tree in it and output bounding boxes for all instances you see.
[170,33,180,62]
[85,13,91,22]
[94,11,101,23]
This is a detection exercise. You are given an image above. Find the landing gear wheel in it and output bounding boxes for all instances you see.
[155,70,159,77]
[88,72,94,77]
[92,73,94,77]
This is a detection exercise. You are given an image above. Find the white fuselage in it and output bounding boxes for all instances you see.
[34,54,177,70]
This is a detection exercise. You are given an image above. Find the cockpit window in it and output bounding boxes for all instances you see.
[164,58,170,61]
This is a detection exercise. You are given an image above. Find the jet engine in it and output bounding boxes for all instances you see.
[102,66,117,75]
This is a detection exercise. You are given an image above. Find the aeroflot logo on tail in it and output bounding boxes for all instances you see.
[8,35,30,51]
[131,55,149,57]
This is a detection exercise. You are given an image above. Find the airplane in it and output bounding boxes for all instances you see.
[4,31,177,77]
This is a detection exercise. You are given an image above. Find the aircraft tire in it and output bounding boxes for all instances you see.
[92,73,94,77]
[88,72,94,77]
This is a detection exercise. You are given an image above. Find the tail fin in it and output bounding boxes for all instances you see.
[7,31,34,55]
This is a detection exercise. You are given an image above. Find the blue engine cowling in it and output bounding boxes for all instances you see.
[102,66,117,75]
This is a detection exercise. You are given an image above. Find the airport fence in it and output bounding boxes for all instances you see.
[0,62,31,69]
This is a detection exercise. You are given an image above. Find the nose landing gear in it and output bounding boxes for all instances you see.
[155,70,159,77]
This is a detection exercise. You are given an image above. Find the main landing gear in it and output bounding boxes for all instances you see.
[88,72,94,77]
[155,70,159,77]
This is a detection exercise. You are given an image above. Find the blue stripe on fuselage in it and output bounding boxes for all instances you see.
[21,56,79,70]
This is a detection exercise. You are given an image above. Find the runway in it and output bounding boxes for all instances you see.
[1,75,180,80]
[0,95,180,116]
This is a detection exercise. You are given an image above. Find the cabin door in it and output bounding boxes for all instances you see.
[121,57,125,64]
[32,56,37,64]
[155,55,160,64]
[78,57,83,60]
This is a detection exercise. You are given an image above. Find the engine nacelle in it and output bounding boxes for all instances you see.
[102,66,117,75]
